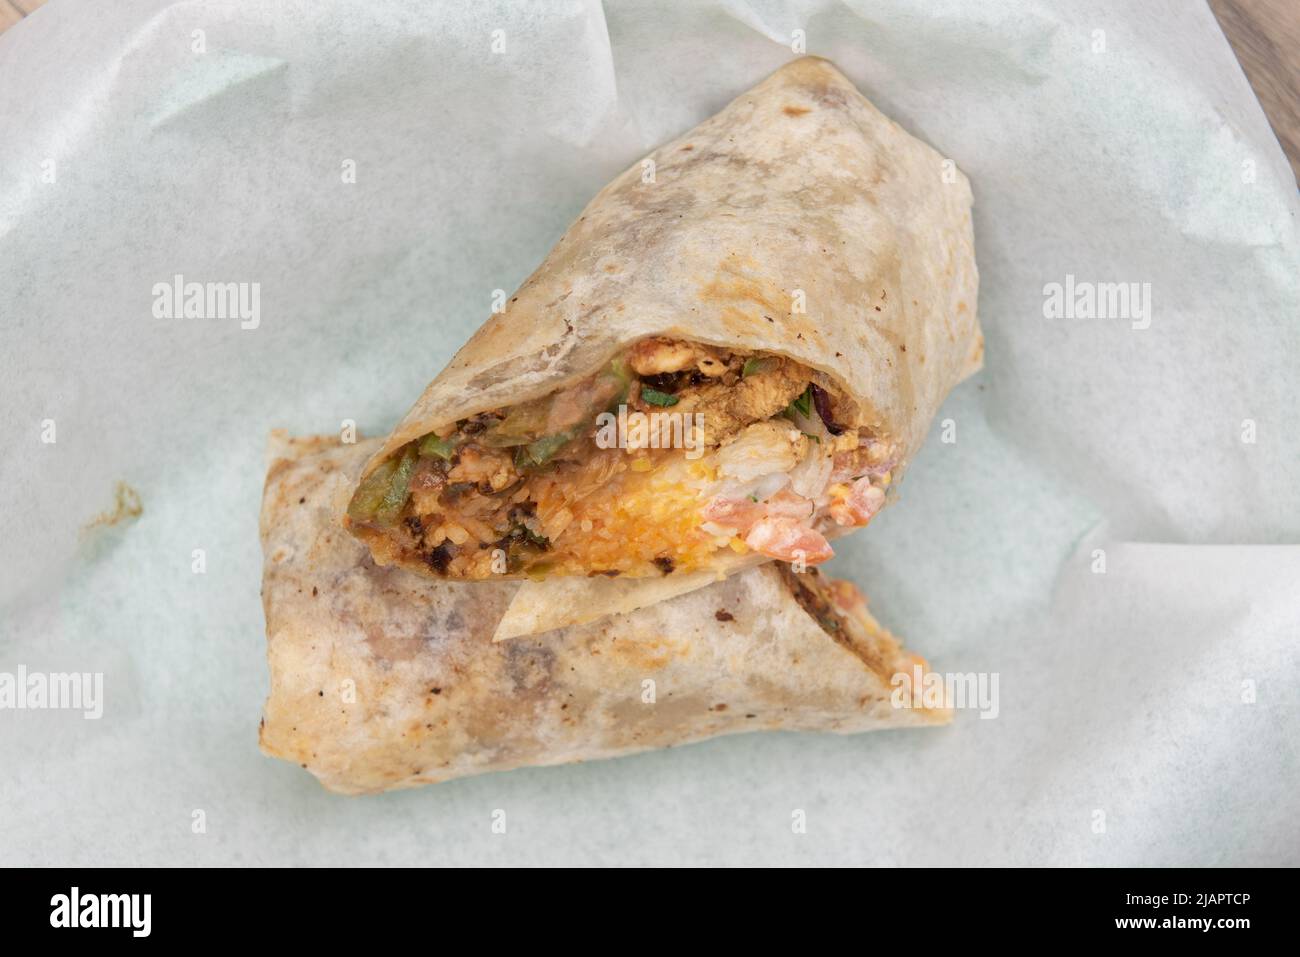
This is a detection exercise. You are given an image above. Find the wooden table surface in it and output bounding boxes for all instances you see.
[3,0,1297,184]
[1208,0,1300,183]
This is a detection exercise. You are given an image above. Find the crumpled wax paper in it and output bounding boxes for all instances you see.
[1,0,1297,866]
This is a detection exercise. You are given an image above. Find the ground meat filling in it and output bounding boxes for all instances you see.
[347,337,894,579]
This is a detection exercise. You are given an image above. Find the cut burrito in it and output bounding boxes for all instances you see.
[262,433,950,794]
[345,56,981,585]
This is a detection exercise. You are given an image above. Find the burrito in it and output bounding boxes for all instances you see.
[345,56,981,585]
[262,433,950,794]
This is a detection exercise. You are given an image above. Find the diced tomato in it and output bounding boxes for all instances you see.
[762,489,815,521]
[744,518,834,564]
[701,497,765,531]
[829,477,885,527]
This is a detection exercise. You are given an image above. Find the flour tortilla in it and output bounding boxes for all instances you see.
[490,569,723,641]
[261,433,950,794]
[349,56,980,607]
[360,56,980,478]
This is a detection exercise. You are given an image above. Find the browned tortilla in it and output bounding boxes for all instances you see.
[260,433,951,794]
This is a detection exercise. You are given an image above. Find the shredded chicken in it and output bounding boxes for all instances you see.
[628,338,708,376]
[447,447,517,492]
[672,358,808,446]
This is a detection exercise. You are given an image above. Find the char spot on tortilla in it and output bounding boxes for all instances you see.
[505,641,555,694]
[810,83,850,110]
[782,105,811,116]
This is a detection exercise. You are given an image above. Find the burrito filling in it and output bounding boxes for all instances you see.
[777,565,929,684]
[347,337,895,579]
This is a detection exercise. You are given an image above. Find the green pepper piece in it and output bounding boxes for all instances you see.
[347,458,398,521]
[601,357,633,409]
[374,445,419,526]
[502,529,551,573]
[741,356,777,378]
[785,385,813,419]
[481,401,552,447]
[418,433,458,460]
[608,356,632,385]
[521,432,572,467]
[641,387,679,407]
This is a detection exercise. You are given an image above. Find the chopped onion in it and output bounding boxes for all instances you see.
[715,471,791,503]
[786,408,835,499]
[716,421,802,482]
[789,444,833,499]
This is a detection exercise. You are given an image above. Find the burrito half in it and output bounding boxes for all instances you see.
[262,433,950,794]
[345,56,980,585]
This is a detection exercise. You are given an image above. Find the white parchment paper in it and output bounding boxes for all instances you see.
[2,0,1297,865]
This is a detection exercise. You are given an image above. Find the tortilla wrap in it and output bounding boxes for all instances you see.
[261,433,950,794]
[344,56,980,598]
[491,569,724,641]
